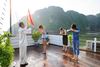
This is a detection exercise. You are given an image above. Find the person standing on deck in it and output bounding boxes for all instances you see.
[18,22,28,66]
[38,25,47,54]
[69,24,80,59]
[68,33,72,48]
[59,27,68,52]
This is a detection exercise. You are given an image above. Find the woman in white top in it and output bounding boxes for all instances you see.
[18,22,28,66]
[38,25,47,54]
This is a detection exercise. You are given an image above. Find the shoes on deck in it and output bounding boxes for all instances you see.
[42,51,46,54]
[20,62,28,67]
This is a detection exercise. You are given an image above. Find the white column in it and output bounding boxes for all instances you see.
[94,38,97,52]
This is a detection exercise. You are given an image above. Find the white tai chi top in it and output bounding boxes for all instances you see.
[19,27,28,47]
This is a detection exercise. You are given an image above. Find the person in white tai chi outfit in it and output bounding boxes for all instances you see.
[18,22,28,66]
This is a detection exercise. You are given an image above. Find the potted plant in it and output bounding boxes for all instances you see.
[32,30,42,44]
[0,32,14,67]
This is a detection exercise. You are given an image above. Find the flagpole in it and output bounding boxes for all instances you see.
[10,0,12,33]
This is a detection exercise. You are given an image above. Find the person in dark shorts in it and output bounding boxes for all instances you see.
[59,27,68,52]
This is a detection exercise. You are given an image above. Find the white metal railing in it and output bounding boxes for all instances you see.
[48,35,63,46]
[10,35,34,48]
[10,35,63,48]
[86,38,100,52]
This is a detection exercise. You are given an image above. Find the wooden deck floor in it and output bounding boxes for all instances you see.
[13,45,100,67]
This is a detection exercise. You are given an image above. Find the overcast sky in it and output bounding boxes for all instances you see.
[12,0,100,19]
[0,0,100,32]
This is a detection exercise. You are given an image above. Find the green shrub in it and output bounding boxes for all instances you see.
[32,30,42,42]
[0,32,14,67]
